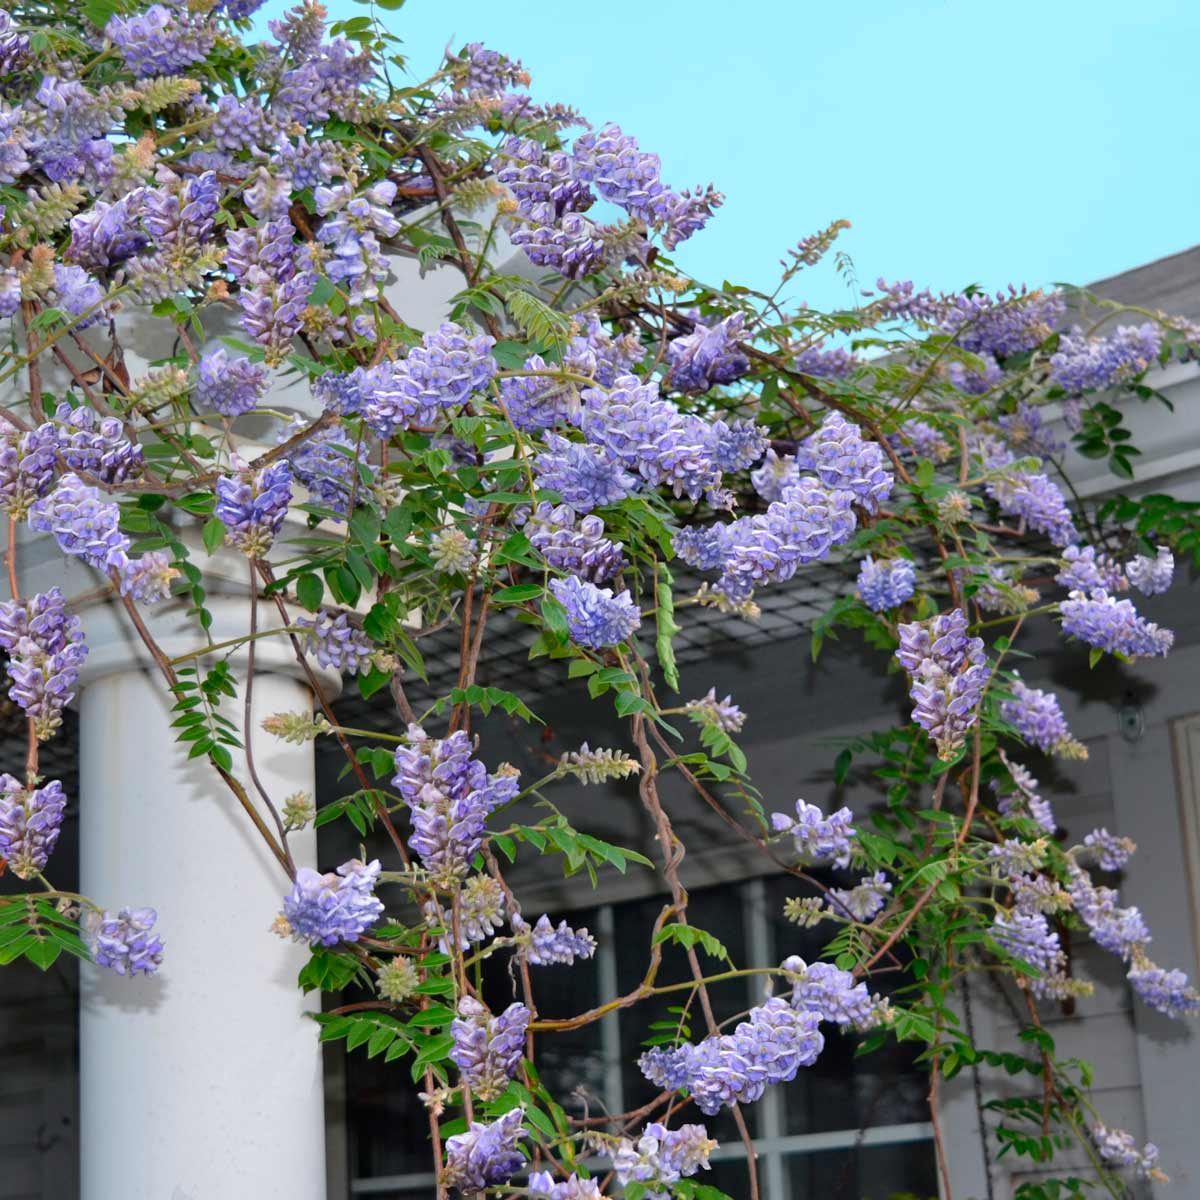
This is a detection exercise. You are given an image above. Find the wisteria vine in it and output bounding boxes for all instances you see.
[0,3,1196,1198]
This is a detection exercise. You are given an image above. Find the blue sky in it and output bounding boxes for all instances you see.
[315,0,1200,310]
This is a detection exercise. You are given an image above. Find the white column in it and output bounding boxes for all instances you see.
[76,602,331,1200]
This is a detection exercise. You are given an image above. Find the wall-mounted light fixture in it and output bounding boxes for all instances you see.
[1118,691,1145,744]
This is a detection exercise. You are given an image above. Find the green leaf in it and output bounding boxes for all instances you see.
[83,0,120,27]
[296,573,324,612]
[492,583,543,605]
[652,922,732,965]
[201,518,226,556]
[412,1033,455,1070]
[24,938,62,971]
[349,508,381,550]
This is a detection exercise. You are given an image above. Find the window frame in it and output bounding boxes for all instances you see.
[346,875,934,1198]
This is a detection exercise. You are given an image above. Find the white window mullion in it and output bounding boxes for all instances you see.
[744,877,789,1200]
[595,904,625,1119]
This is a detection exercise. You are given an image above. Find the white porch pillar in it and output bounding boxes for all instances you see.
[74,594,336,1200]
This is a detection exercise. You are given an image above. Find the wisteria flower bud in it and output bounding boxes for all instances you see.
[377,956,420,1003]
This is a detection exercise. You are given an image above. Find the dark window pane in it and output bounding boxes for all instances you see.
[614,886,757,1143]
[482,906,606,1119]
[346,1048,434,1178]
[704,1155,759,1197]
[786,1140,939,1200]
[765,876,929,1134]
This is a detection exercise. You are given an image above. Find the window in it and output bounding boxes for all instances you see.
[344,878,936,1199]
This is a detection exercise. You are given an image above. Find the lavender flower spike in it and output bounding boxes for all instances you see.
[856,556,915,612]
[214,460,293,557]
[512,913,597,965]
[1125,545,1173,596]
[392,726,520,882]
[999,676,1083,756]
[442,1108,526,1193]
[896,609,991,760]
[450,997,530,1099]
[85,906,164,976]
[28,474,130,572]
[0,776,67,879]
[613,1122,717,1193]
[280,859,384,946]
[770,799,856,868]
[549,576,641,648]
[296,610,374,675]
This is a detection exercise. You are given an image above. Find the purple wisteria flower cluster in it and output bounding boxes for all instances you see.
[196,348,270,418]
[796,412,893,513]
[215,460,293,557]
[826,872,892,922]
[442,1108,526,1192]
[1050,324,1163,393]
[424,875,507,952]
[1056,544,1126,594]
[449,997,529,1099]
[0,587,88,740]
[49,402,143,483]
[684,688,746,732]
[639,995,824,1114]
[496,122,722,277]
[84,905,164,976]
[281,859,384,946]
[28,473,129,572]
[296,610,374,675]
[549,575,641,649]
[1065,857,1200,1018]
[1125,545,1173,595]
[994,753,1056,833]
[512,913,597,965]
[665,313,749,393]
[1090,1122,1164,1181]
[786,957,880,1027]
[896,609,991,759]
[1083,827,1136,872]
[770,799,856,868]
[986,466,1078,547]
[856,556,915,612]
[360,322,496,438]
[991,909,1065,977]
[999,676,1081,756]
[5,3,1200,1187]
[521,502,625,584]
[0,775,67,879]
[0,424,58,518]
[281,416,368,519]
[612,1122,717,1195]
[1059,590,1174,659]
[392,725,520,882]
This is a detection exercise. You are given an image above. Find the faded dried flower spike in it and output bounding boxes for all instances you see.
[559,743,640,784]
[261,711,332,744]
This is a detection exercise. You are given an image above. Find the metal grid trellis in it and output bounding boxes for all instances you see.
[332,555,861,730]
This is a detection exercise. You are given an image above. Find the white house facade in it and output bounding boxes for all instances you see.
[4,243,1200,1199]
